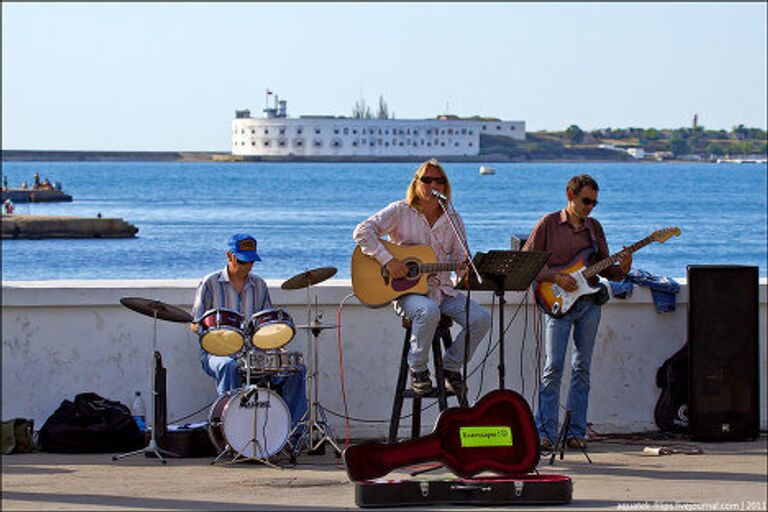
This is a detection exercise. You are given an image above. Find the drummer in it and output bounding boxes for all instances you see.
[190,233,308,440]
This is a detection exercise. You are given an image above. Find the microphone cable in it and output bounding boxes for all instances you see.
[336,292,357,450]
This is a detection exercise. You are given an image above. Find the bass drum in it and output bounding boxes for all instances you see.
[207,386,290,460]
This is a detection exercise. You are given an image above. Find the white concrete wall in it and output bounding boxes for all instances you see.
[2,279,766,440]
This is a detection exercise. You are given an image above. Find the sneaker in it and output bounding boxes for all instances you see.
[443,370,467,396]
[567,437,587,449]
[410,369,433,395]
[539,437,554,454]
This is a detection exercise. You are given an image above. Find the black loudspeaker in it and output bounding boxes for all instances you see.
[687,265,760,441]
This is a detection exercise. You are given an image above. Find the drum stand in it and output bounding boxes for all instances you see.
[291,287,342,458]
[113,308,178,464]
[211,358,282,468]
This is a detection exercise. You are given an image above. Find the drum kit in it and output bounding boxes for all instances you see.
[201,305,303,465]
[204,265,341,464]
[115,266,341,466]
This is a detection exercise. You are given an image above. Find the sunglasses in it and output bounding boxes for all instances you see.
[419,176,447,185]
[580,197,599,207]
[236,258,253,265]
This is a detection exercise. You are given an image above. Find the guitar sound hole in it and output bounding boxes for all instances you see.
[405,261,419,279]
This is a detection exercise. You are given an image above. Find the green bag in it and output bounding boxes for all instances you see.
[1,418,35,454]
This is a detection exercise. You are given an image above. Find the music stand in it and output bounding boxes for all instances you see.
[457,250,550,389]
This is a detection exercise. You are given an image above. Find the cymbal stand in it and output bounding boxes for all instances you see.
[113,309,177,464]
[294,283,341,457]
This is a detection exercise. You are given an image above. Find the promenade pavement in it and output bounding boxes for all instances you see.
[2,435,766,511]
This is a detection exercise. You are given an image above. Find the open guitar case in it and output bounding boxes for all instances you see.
[343,389,572,507]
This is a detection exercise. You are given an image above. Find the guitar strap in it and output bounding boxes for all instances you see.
[585,222,599,266]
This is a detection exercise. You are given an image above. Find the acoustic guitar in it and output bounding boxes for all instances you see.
[534,226,681,317]
[351,240,464,307]
[343,389,540,481]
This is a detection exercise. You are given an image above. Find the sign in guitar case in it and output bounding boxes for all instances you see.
[343,389,572,507]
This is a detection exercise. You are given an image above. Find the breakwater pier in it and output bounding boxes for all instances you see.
[2,214,138,239]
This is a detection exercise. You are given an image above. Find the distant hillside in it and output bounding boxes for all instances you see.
[479,134,634,161]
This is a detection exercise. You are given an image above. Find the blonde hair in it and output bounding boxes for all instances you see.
[405,158,452,209]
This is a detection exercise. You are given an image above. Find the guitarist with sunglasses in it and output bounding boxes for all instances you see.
[352,159,491,400]
[522,174,632,454]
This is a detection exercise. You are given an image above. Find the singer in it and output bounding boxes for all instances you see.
[353,159,490,397]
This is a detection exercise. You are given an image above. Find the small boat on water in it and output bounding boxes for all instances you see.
[479,165,496,175]
[2,173,72,203]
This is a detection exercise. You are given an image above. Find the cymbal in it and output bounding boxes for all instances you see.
[281,266,338,290]
[120,297,193,323]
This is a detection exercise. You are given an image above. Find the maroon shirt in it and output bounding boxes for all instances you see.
[523,209,626,283]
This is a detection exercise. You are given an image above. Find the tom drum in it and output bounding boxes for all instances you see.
[247,308,296,350]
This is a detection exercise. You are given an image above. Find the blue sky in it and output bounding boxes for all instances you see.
[2,2,766,151]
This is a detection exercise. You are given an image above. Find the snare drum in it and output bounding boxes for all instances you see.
[207,386,290,459]
[198,308,245,356]
[247,308,296,349]
[242,349,304,378]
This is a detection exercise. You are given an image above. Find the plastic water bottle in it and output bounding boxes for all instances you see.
[131,391,146,432]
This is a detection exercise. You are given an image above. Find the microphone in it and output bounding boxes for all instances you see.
[431,189,449,202]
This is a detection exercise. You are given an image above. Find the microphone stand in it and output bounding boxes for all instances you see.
[434,194,482,404]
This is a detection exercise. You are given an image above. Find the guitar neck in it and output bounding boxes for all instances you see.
[419,262,464,274]
[583,235,653,279]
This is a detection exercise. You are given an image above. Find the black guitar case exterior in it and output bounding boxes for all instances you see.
[355,474,572,507]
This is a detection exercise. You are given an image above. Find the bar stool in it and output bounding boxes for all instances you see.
[388,315,462,443]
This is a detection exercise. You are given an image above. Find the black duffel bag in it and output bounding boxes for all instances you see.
[39,392,145,453]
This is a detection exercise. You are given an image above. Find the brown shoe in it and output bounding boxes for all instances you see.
[443,370,467,396]
[410,370,433,395]
[567,437,586,449]
[539,437,554,454]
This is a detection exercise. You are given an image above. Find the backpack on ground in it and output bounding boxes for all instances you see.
[39,392,145,453]
[2,418,35,454]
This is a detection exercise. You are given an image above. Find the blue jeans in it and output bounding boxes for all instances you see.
[536,298,601,442]
[394,293,491,373]
[201,353,308,437]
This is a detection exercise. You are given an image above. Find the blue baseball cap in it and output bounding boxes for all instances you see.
[227,233,262,262]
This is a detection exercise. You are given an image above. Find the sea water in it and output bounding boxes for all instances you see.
[2,161,766,281]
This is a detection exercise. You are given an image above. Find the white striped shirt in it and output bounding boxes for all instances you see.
[353,199,469,304]
[192,266,272,323]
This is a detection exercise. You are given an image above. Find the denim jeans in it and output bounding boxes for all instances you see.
[394,293,491,373]
[201,352,308,437]
[536,297,601,442]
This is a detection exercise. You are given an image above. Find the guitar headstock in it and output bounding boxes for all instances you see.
[652,226,681,243]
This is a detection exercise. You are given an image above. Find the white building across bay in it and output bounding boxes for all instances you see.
[231,96,525,157]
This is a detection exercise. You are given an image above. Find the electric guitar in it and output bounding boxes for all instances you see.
[351,240,465,308]
[342,389,540,481]
[534,227,681,317]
